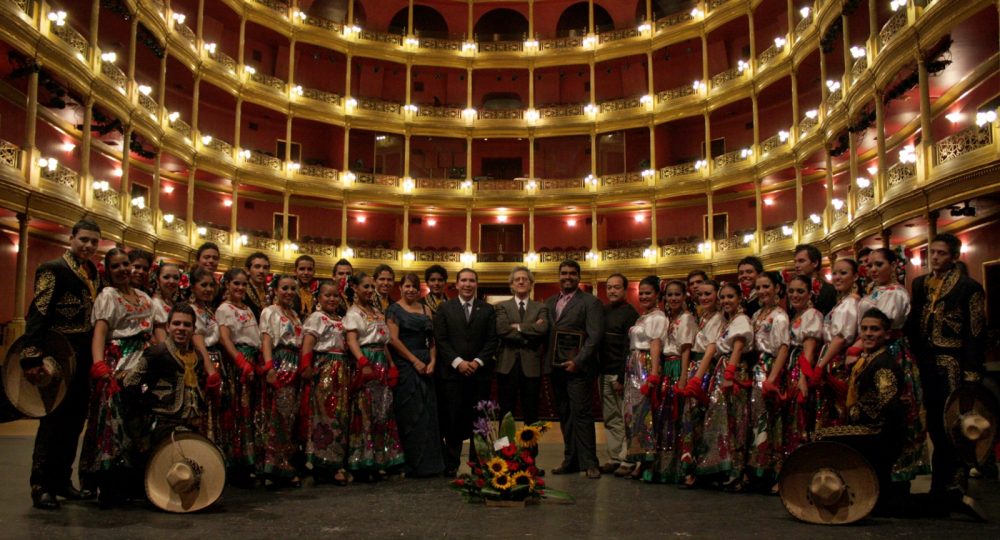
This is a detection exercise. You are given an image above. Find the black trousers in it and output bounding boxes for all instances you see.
[920,356,963,494]
[497,358,541,425]
[30,334,92,492]
[436,376,491,471]
[550,368,598,471]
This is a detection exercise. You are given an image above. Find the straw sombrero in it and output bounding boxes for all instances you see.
[2,331,75,418]
[945,385,999,467]
[145,429,226,513]
[779,441,878,525]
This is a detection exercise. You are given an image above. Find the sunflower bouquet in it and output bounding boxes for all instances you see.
[449,400,573,504]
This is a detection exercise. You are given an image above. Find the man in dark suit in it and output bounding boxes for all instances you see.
[433,268,498,475]
[546,260,604,479]
[22,219,103,509]
[793,243,837,315]
[495,266,549,426]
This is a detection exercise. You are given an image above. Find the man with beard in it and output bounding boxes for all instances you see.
[244,252,271,319]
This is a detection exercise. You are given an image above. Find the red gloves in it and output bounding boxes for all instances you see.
[256,360,274,376]
[796,353,814,381]
[357,355,369,369]
[808,364,825,388]
[298,351,314,376]
[206,371,222,400]
[723,363,737,381]
[825,371,848,400]
[762,380,784,401]
[647,373,662,387]
[387,365,400,388]
[90,361,111,380]
[234,353,255,382]
[684,377,708,405]
[846,346,863,357]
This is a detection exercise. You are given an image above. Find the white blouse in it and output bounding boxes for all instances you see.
[343,305,389,346]
[260,305,303,348]
[858,284,910,331]
[694,311,725,354]
[303,311,345,353]
[191,303,220,348]
[216,302,262,348]
[791,308,824,348]
[628,310,667,351]
[662,311,698,357]
[752,307,790,355]
[151,296,172,326]
[715,314,753,356]
[92,287,153,339]
[825,296,859,344]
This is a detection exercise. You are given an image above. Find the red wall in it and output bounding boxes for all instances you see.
[411,67,466,108]
[652,39,702,92]
[535,135,590,178]
[407,214,465,250]
[657,202,707,243]
[534,214,591,250]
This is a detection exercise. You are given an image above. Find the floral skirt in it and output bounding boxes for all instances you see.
[889,336,929,482]
[217,344,258,468]
[678,353,708,476]
[813,347,849,430]
[623,349,656,462]
[81,334,148,473]
[747,353,784,479]
[698,354,749,480]
[304,350,351,473]
[347,346,404,472]
[255,345,300,478]
[783,345,812,458]
[648,355,684,483]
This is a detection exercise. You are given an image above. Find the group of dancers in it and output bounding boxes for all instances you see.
[15,218,989,521]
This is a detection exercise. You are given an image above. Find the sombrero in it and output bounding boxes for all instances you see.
[2,331,75,418]
[779,441,878,525]
[945,385,999,466]
[145,429,226,513]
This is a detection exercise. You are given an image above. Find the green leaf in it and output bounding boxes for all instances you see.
[540,488,575,503]
[481,486,501,497]
[499,412,517,442]
[473,435,493,462]
[511,484,530,495]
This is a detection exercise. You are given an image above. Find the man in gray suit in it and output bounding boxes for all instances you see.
[546,260,604,479]
[495,266,549,426]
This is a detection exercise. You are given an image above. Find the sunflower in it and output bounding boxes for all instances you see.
[491,472,513,490]
[511,470,534,489]
[515,426,543,448]
[485,457,508,476]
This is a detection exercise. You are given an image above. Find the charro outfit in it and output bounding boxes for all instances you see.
[24,250,102,496]
[747,305,790,480]
[678,310,724,476]
[245,282,270,321]
[907,266,987,497]
[257,305,303,479]
[215,301,260,470]
[698,313,753,480]
[293,280,317,320]
[125,340,208,437]
[622,309,667,464]
[649,309,697,483]
[301,310,351,474]
[598,299,639,467]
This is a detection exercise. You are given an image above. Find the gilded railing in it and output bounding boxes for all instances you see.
[711,67,743,90]
[165,217,187,235]
[538,103,584,119]
[169,118,192,139]
[826,88,843,108]
[138,93,159,118]
[353,247,398,260]
[0,139,20,169]
[856,186,875,208]
[540,36,583,50]
[935,125,993,164]
[13,0,32,15]
[661,242,700,257]
[356,173,399,187]
[479,41,523,53]
[41,162,79,190]
[418,37,462,51]
[131,206,152,225]
[253,0,288,15]
[301,87,341,105]
[659,162,697,179]
[886,161,916,189]
[795,13,813,37]
[94,187,120,208]
[357,97,402,115]
[804,217,823,235]
[655,11,693,30]
[708,0,731,9]
[305,16,343,33]
[658,85,696,102]
[100,61,128,92]
[602,247,645,260]
[540,178,583,190]
[298,165,338,180]
[416,178,463,190]
[761,133,787,155]
[201,226,229,245]
[539,250,586,263]
[713,149,749,169]
[298,242,337,257]
[832,207,849,224]
[359,29,402,46]
[851,56,868,81]
[598,28,640,44]
[246,150,281,170]
[416,105,462,119]
[601,172,642,186]
[764,225,791,245]
[249,71,286,91]
[758,44,781,67]
[174,22,196,45]
[599,96,642,114]
[206,137,233,157]
[51,22,88,57]
[247,235,280,251]
[208,50,238,74]
[716,236,748,252]
[879,9,907,47]
[479,109,523,120]
[799,116,818,137]
[413,250,461,263]
[477,180,521,190]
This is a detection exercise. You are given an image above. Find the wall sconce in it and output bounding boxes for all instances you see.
[37,157,58,172]
[163,213,175,224]
[800,7,811,18]
[694,159,707,170]
[697,241,709,253]
[743,233,755,244]
[945,112,963,123]
[162,184,174,194]
[47,11,67,26]
[809,213,822,224]
[567,218,577,227]
[239,149,251,160]
[524,39,539,51]
[525,180,538,191]
[910,254,922,266]
[131,196,146,209]
[197,226,207,236]
[638,22,652,34]
[582,35,596,48]
[634,213,645,223]
[778,130,790,143]
[342,247,354,259]
[356,215,366,223]
[100,52,117,63]
[585,250,598,261]
[403,251,415,262]
[737,59,749,73]
[866,165,878,175]
[403,104,418,114]
[239,234,248,246]
[856,177,871,188]
[426,218,437,226]
[243,65,256,77]
[832,198,845,210]
[640,94,653,107]
[889,0,905,12]
[200,135,213,146]
[584,174,598,188]
[781,225,794,236]
[525,251,538,265]
[462,42,477,54]
[345,97,358,111]
[826,80,841,92]
[691,8,704,19]
[405,36,419,48]
[138,84,152,96]
[60,141,76,152]
[167,111,180,123]
[641,169,655,181]
[93,180,110,191]
[223,199,233,207]
[171,12,186,24]
[460,251,476,265]
[584,103,598,116]
[850,46,866,59]
[497,214,508,223]
[763,198,775,206]
[740,147,752,159]
[402,177,415,192]
[774,37,787,49]
[692,80,704,92]
[288,162,301,172]
[204,42,217,54]
[975,110,997,126]
[525,108,539,123]
[292,10,306,22]
[898,144,917,163]
[462,108,477,122]
[291,85,303,97]
[342,171,355,185]
[805,109,818,120]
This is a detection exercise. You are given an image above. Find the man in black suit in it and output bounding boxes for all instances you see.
[433,268,498,475]
[22,219,103,509]
[546,260,604,479]
[793,243,837,315]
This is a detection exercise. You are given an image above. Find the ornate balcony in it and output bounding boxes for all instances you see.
[358,29,402,46]
[599,96,642,114]
[356,96,402,115]
[173,21,196,47]
[138,93,159,119]
[198,225,230,246]
[100,61,128,92]
[249,71,286,92]
[301,87,341,105]
[879,9,908,47]
[794,13,813,38]
[713,149,750,169]
[761,133,788,155]
[169,118,192,139]
[477,179,521,191]
[356,173,399,187]
[539,249,586,263]
[246,150,281,170]
[601,172,642,187]
[659,162,698,179]
[418,37,462,52]
[353,247,399,260]
[538,103,585,119]
[298,241,337,258]
[539,178,583,190]
[826,88,843,108]
[131,206,152,226]
[416,105,462,119]
[661,242,701,257]
[598,27,640,44]
[479,40,523,53]
[602,247,645,261]
[304,15,343,33]
[851,57,868,82]
[208,50,238,74]
[711,67,744,91]
[0,139,19,169]
[41,162,79,191]
[93,187,120,208]
[416,178,462,190]
[252,0,289,16]
[716,235,749,253]
[799,116,818,138]
[540,35,584,51]
[297,165,338,181]
[164,216,187,235]
[856,186,875,208]
[657,85,696,103]
[246,235,280,251]
[936,125,994,165]
[414,250,462,263]
[205,137,233,158]
[51,22,88,58]
[479,109,523,120]
[886,161,916,190]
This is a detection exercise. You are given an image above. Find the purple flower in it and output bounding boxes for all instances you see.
[473,417,491,438]
[475,400,499,415]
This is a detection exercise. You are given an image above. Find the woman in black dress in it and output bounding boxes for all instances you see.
[386,272,445,477]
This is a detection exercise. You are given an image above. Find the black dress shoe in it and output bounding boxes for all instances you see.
[56,486,95,500]
[31,490,60,510]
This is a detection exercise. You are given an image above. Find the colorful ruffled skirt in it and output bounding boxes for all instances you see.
[782,345,812,457]
[304,350,351,473]
[888,335,929,482]
[255,345,300,478]
[218,344,258,469]
[347,345,404,472]
[698,354,749,480]
[648,355,684,483]
[747,352,784,479]
[678,352,708,476]
[623,349,656,462]
[813,347,849,430]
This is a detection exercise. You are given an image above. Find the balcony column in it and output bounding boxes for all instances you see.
[755,179,763,252]
[233,98,243,159]
[528,135,535,178]
[824,149,834,234]
[79,98,94,204]
[528,66,535,109]
[407,0,414,35]
[590,130,597,177]
[528,0,535,39]
[230,180,239,251]
[786,0,795,47]
[186,168,196,241]
[402,202,410,252]
[848,130,858,219]
[874,90,887,202]
[157,50,167,115]
[790,68,799,145]
[341,198,349,251]
[151,151,162,234]
[588,0,594,34]
[700,33,709,87]
[288,38,297,95]
[12,212,30,337]
[191,74,201,139]
[466,67,473,110]
[747,8,756,67]
[404,61,412,109]
[588,63,595,106]
[751,90,760,157]
[196,0,205,41]
[528,205,535,252]
[24,67,39,186]
[282,192,290,247]
[121,124,133,222]
[646,50,654,105]
[344,53,352,106]
[648,123,656,172]
[348,0,354,27]
[703,112,712,177]
[649,199,657,252]
[466,0,472,40]
[284,113,293,164]
[127,17,138,100]
[465,136,472,182]
[403,131,411,177]
[818,49,828,121]
[343,125,350,175]
[841,14,852,92]
[465,205,472,253]
[645,0,652,24]
[237,13,246,67]
[795,164,804,239]
[916,55,933,183]
[89,0,99,66]
[590,203,598,253]
[705,189,714,256]
[868,0,879,55]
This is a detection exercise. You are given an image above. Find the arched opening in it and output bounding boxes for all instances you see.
[306,0,348,22]
[636,0,697,22]
[474,8,529,42]
[388,5,449,38]
[556,3,615,37]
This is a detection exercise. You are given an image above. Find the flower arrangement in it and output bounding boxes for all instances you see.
[449,401,572,505]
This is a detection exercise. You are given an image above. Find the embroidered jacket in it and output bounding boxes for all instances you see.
[907,267,987,376]
[25,250,102,347]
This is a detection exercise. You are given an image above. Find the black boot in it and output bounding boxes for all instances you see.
[31,486,60,510]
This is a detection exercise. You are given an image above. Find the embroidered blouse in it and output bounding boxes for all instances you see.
[216,302,262,348]
[858,284,910,331]
[694,311,725,354]
[824,296,859,344]
[260,305,303,348]
[92,287,153,339]
[791,307,824,348]
[752,307,790,356]
[303,311,345,353]
[191,303,220,348]
[715,314,753,356]
[662,311,698,357]
[343,305,389,346]
[628,309,667,352]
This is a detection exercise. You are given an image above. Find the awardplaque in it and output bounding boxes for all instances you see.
[553,329,585,368]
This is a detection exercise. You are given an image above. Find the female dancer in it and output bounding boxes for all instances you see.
[300,280,352,483]
[856,248,927,482]
[783,275,823,456]
[622,276,667,479]
[810,258,861,428]
[258,274,304,486]
[344,273,404,477]
[695,282,753,490]
[386,273,445,478]
[216,268,260,479]
[189,268,223,439]
[150,262,181,344]
[649,280,697,483]
[747,271,790,490]
[82,248,154,506]
[678,280,725,487]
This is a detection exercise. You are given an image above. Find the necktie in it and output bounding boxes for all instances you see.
[465,301,472,322]
[518,301,526,321]
[556,294,571,319]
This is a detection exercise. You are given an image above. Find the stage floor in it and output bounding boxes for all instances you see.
[1,420,998,539]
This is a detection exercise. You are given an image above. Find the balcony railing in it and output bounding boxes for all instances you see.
[416,105,462,119]
[418,37,462,52]
[356,173,399,187]
[253,0,289,15]
[131,206,152,226]
[936,125,993,165]
[174,22,196,46]
[93,187,120,208]
[416,178,463,190]
[717,235,749,253]
[758,44,781,67]
[357,97,402,115]
[0,139,20,169]
[799,116,818,138]
[206,137,233,158]
[655,11,693,31]
[246,150,281,170]
[165,216,187,235]
[851,57,868,81]
[199,225,229,246]
[100,61,128,92]
[879,9,908,47]
[856,186,875,208]
[661,242,701,257]
[599,96,642,114]
[598,27,640,44]
[539,249,586,263]
[13,0,32,15]
[833,206,849,224]
[539,178,583,190]
[764,224,794,246]
[540,36,584,50]
[826,88,843,108]
[304,15,343,33]
[247,235,280,251]
[795,13,813,37]
[479,41,523,53]
[208,50,238,74]
[711,67,744,90]
[886,161,916,190]
[713,149,750,169]
[804,217,823,235]
[413,250,461,263]
[51,22,88,58]
[353,247,399,260]
[761,133,788,155]
[659,162,698,179]
[298,165,338,181]
[538,103,585,119]
[479,109,523,120]
[477,179,521,191]
[657,85,696,103]
[138,93,159,118]
[41,162,79,191]
[169,118,192,139]
[298,242,337,257]
[301,87,341,105]
[603,247,645,260]
[601,172,642,187]
[249,71,286,92]
[359,29,402,46]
